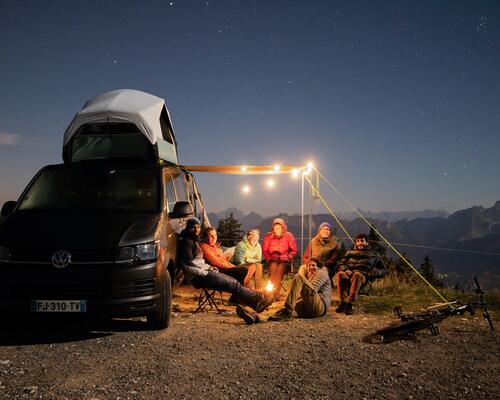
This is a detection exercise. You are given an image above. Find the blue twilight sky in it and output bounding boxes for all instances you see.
[0,0,499,216]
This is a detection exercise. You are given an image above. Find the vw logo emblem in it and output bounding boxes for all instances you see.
[52,250,72,269]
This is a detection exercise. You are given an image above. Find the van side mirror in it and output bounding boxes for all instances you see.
[169,201,193,219]
[1,201,17,217]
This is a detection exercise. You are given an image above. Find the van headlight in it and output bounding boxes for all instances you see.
[0,246,10,262]
[116,241,158,263]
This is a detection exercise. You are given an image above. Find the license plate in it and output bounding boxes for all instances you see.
[31,300,87,313]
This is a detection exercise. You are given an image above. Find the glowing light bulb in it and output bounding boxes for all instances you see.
[265,281,274,293]
[266,179,275,188]
[241,166,248,173]
[242,185,250,194]
[273,164,281,172]
[291,169,299,178]
[307,161,314,169]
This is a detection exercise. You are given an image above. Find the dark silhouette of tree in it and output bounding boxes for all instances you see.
[216,212,243,247]
[388,252,415,283]
[420,255,443,287]
[368,225,387,258]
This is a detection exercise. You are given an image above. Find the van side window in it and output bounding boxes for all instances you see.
[172,173,189,203]
[164,172,177,212]
[159,108,174,144]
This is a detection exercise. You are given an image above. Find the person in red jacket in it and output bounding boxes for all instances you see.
[262,218,298,299]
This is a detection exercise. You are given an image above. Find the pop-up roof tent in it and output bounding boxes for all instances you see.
[63,89,178,164]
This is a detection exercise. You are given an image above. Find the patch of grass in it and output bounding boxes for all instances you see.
[356,277,500,315]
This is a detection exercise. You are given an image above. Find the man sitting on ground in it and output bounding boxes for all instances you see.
[236,257,331,324]
[335,233,379,315]
[178,218,274,313]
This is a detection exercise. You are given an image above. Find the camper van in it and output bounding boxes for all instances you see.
[0,89,208,329]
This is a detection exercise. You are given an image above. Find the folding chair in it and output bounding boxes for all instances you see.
[194,288,223,313]
[359,257,388,300]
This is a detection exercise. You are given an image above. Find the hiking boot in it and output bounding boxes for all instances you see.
[236,305,259,325]
[269,307,293,322]
[253,294,275,313]
[344,302,354,315]
[335,302,347,313]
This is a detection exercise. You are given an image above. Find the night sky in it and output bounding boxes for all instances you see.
[1,0,499,216]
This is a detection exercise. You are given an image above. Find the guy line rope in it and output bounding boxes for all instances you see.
[305,169,452,306]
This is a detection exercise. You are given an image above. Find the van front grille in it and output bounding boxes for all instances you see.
[10,248,117,264]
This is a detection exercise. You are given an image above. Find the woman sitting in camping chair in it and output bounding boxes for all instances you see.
[262,218,298,300]
[303,222,340,279]
[200,227,256,295]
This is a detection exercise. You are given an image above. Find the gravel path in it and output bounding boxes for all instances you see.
[0,288,498,400]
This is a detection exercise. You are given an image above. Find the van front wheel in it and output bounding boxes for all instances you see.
[146,268,172,330]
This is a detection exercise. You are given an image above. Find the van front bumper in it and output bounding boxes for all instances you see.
[0,260,162,317]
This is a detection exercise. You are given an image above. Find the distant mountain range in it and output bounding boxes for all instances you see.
[208,208,263,231]
[208,202,500,287]
[209,207,450,228]
[337,209,449,222]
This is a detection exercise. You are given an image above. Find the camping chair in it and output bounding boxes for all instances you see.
[194,287,223,314]
[174,235,224,314]
[358,257,388,299]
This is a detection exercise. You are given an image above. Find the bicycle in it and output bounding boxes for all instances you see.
[375,276,494,341]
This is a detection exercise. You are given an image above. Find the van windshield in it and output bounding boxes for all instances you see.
[18,166,160,212]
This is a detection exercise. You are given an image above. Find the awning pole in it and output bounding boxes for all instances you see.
[301,172,305,258]
[308,173,312,256]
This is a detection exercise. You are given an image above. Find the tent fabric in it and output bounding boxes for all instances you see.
[63,89,172,146]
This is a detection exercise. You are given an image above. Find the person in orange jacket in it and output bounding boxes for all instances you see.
[200,227,255,288]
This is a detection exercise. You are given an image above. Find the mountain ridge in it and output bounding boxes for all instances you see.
[208,202,500,286]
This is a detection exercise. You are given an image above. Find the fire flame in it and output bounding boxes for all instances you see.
[265,281,274,293]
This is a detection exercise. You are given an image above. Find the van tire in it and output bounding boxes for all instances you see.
[146,268,172,330]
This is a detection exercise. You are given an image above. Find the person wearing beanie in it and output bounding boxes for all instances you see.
[262,218,298,300]
[236,256,331,324]
[177,218,274,314]
[303,221,340,278]
[185,217,201,231]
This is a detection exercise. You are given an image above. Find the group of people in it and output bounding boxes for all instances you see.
[177,216,386,325]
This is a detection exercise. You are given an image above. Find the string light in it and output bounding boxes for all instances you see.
[266,178,275,188]
[242,184,250,194]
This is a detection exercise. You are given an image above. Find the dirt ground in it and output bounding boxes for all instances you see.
[0,287,498,400]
